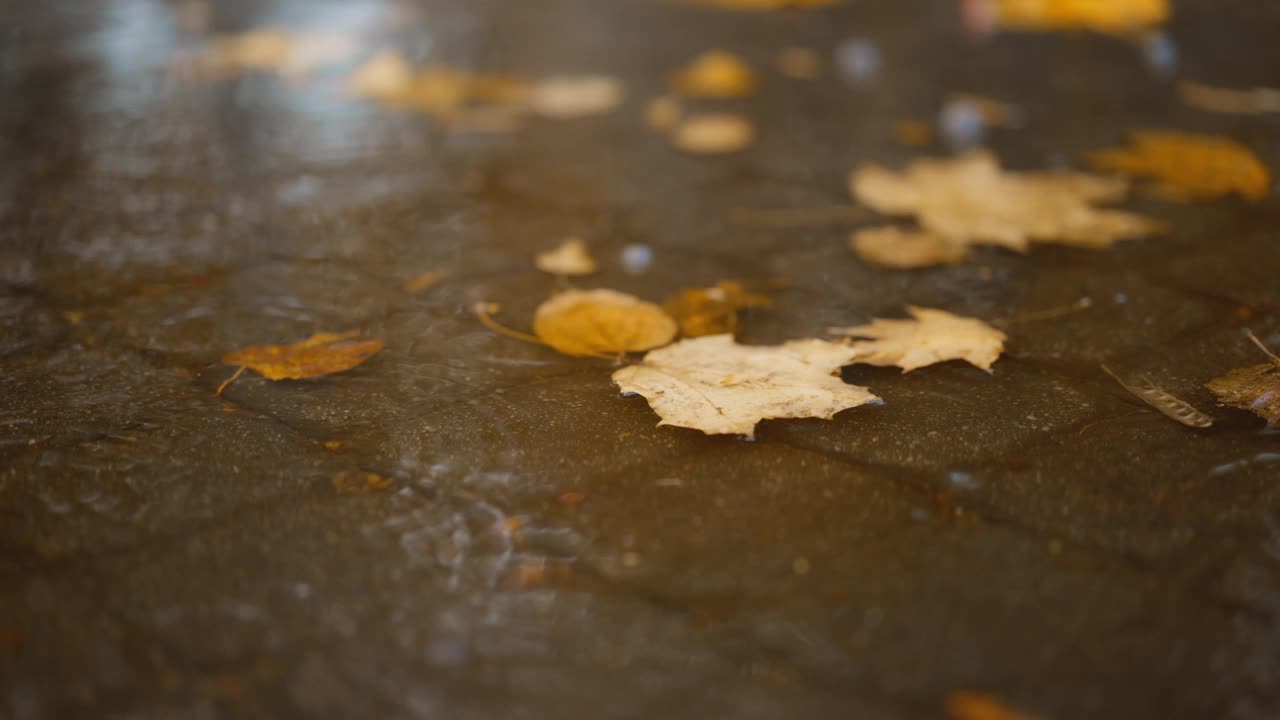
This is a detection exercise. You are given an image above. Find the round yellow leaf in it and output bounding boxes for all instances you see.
[533,289,677,358]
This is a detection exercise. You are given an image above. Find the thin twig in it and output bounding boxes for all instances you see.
[215,365,246,397]
[1245,329,1280,365]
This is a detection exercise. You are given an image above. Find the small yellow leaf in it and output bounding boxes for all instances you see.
[1090,130,1270,201]
[946,691,1041,720]
[535,239,598,276]
[221,331,383,381]
[663,281,771,337]
[673,113,755,155]
[672,51,757,99]
[613,334,879,438]
[529,75,625,118]
[831,306,1006,372]
[533,289,677,358]
[990,0,1169,34]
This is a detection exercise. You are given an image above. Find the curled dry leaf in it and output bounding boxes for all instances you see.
[218,331,383,394]
[851,151,1162,260]
[851,227,968,268]
[986,0,1169,34]
[1206,335,1280,426]
[673,50,757,98]
[1090,130,1270,201]
[612,334,879,438]
[946,691,1042,720]
[1179,81,1280,115]
[831,306,1006,372]
[535,238,597,276]
[662,281,771,337]
[673,113,755,155]
[529,75,625,118]
[534,289,677,358]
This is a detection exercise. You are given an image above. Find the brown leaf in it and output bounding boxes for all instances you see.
[533,289,677,358]
[662,281,771,337]
[1179,81,1280,115]
[221,331,383,381]
[1207,364,1280,426]
[1090,130,1270,201]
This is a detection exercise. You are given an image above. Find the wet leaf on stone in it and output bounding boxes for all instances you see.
[662,281,771,337]
[1206,335,1280,426]
[536,238,598,276]
[673,51,757,98]
[534,289,677,358]
[831,306,1006,372]
[612,334,880,438]
[985,0,1169,34]
[850,227,968,268]
[673,113,755,154]
[1090,130,1270,201]
[851,150,1162,266]
[219,331,383,394]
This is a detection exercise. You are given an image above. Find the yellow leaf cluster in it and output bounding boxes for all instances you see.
[1090,130,1270,201]
[991,0,1169,34]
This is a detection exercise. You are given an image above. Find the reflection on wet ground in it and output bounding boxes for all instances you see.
[3,1,1280,718]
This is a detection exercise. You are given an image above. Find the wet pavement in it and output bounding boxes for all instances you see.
[3,1,1280,718]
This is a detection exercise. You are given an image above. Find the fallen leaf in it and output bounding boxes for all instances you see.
[662,281,771,337]
[535,238,598,276]
[346,49,415,99]
[1206,334,1280,426]
[348,58,528,117]
[852,150,1162,256]
[645,95,684,131]
[1090,130,1270,201]
[529,75,625,118]
[534,289,677,358]
[219,331,383,393]
[612,334,879,437]
[946,691,1041,720]
[850,227,968,268]
[193,29,361,77]
[1102,365,1214,428]
[673,113,755,154]
[1180,81,1280,115]
[776,47,821,79]
[831,306,1006,372]
[988,0,1169,34]
[673,51,757,98]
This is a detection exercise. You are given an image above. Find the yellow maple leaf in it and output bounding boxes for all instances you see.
[1090,130,1270,201]
[218,331,383,394]
[662,281,771,337]
[850,151,1162,267]
[991,0,1169,34]
[535,239,598,276]
[533,290,677,358]
[612,334,879,437]
[830,306,1006,373]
